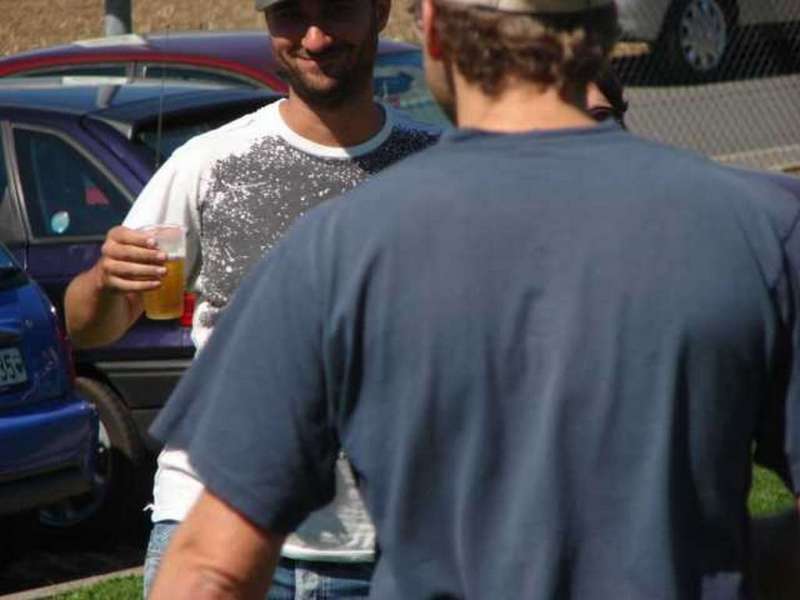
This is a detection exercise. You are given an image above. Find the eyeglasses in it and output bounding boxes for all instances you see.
[588,105,627,129]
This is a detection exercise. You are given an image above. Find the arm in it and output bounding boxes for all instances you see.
[64,225,167,348]
[149,490,285,600]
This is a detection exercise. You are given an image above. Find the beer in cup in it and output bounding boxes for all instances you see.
[139,224,186,320]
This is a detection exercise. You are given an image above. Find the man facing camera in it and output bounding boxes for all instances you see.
[151,0,800,598]
[64,0,438,597]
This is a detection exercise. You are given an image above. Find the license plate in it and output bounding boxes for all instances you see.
[0,347,27,386]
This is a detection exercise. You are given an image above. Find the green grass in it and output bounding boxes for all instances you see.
[749,464,796,516]
[47,575,142,600]
[45,468,795,599]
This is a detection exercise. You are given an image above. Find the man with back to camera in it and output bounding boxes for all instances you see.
[63,0,440,596]
[148,0,800,597]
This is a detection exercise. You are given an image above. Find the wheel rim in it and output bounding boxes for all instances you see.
[38,419,113,528]
[678,0,729,72]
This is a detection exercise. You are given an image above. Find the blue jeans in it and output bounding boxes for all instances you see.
[143,520,373,599]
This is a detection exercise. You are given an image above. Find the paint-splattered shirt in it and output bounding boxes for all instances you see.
[124,98,439,560]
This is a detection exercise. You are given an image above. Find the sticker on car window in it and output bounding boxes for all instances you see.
[50,211,70,235]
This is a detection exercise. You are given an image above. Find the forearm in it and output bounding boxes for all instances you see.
[64,265,142,349]
[149,491,284,600]
[148,550,275,600]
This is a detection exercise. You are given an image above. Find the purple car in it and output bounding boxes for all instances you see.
[0,78,282,529]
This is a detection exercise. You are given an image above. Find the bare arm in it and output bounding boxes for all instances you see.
[64,225,167,348]
[751,497,800,600]
[149,490,285,600]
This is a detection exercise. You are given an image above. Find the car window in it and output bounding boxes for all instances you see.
[0,244,15,267]
[136,118,235,164]
[374,51,449,128]
[134,106,271,167]
[15,64,129,78]
[139,63,261,89]
[14,128,130,238]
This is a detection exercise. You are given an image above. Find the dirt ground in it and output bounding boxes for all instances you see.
[0,0,417,56]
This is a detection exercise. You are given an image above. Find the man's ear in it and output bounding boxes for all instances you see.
[423,0,443,59]
[375,0,392,31]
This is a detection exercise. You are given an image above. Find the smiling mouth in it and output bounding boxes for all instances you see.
[296,48,346,64]
[296,57,338,74]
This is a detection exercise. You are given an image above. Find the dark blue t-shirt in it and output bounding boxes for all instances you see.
[153,122,800,599]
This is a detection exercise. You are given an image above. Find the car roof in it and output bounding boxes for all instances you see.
[0,78,280,137]
[0,30,419,81]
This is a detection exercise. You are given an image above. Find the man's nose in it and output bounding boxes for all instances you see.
[302,25,334,53]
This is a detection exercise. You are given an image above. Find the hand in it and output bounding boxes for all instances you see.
[93,225,167,293]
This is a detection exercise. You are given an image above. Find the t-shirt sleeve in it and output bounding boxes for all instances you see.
[149,225,338,533]
[756,212,800,495]
[121,143,205,287]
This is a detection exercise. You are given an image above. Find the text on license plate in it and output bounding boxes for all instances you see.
[0,347,27,386]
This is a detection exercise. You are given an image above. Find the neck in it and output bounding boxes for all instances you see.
[279,86,385,148]
[454,75,596,133]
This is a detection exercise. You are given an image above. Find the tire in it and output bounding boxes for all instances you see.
[37,377,149,537]
[656,0,739,82]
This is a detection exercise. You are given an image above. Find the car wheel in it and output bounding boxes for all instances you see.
[657,0,739,82]
[37,377,148,535]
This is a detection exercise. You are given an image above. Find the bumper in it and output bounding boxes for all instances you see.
[0,396,98,516]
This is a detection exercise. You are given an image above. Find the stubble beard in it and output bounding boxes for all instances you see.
[277,26,379,109]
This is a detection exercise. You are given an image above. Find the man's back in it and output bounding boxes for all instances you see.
[300,124,800,598]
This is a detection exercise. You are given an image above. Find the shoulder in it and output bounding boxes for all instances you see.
[613,135,798,215]
[383,105,442,149]
[635,144,800,274]
[166,100,284,173]
[720,166,800,240]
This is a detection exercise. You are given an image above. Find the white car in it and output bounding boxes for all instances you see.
[615,0,798,79]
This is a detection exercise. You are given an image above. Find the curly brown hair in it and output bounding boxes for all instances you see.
[432,2,619,97]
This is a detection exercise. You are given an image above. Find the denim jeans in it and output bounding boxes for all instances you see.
[269,557,373,599]
[143,520,374,599]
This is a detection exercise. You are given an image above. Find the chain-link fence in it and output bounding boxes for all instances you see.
[612,0,800,172]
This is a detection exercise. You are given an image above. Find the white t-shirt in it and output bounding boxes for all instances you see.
[124,99,438,561]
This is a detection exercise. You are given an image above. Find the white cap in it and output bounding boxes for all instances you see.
[439,0,612,13]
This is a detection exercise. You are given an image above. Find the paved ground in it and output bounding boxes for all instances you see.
[626,74,800,171]
[0,514,147,596]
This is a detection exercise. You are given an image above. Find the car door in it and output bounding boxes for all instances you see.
[0,132,28,268]
[2,118,134,318]
[2,107,194,355]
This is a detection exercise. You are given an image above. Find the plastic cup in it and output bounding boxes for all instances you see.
[139,224,186,320]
